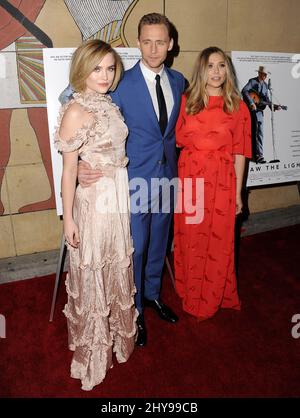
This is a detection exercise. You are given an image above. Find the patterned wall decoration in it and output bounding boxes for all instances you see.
[64,0,138,46]
[16,36,47,104]
[0,0,141,257]
[0,0,53,219]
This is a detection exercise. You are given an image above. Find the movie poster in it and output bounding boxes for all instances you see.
[43,47,141,215]
[232,51,300,187]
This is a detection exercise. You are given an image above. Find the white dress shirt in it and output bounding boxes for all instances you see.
[139,61,174,122]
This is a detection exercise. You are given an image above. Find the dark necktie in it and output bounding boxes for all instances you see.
[155,74,168,135]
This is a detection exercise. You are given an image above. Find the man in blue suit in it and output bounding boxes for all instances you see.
[76,13,185,346]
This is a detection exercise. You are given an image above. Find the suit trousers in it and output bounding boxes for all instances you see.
[130,163,174,314]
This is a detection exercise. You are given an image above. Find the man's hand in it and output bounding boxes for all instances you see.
[78,160,103,188]
[250,103,257,111]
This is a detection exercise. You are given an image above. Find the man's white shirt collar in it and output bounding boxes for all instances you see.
[138,60,174,120]
[139,61,165,82]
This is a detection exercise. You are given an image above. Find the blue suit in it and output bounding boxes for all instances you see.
[111,62,185,313]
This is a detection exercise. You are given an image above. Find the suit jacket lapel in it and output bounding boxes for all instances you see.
[131,63,161,133]
[164,68,180,137]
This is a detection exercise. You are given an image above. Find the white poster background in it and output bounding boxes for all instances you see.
[232,51,300,187]
[43,47,141,215]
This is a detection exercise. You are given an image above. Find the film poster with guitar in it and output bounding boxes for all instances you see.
[232,51,300,187]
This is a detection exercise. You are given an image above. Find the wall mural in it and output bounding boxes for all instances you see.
[0,0,53,215]
[0,0,138,216]
[64,0,137,46]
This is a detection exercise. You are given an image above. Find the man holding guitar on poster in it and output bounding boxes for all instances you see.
[242,65,287,164]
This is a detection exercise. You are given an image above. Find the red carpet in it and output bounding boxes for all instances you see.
[0,225,299,397]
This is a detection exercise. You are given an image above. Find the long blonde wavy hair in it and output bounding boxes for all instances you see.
[185,46,240,115]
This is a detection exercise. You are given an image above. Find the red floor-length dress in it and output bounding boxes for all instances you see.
[174,95,251,320]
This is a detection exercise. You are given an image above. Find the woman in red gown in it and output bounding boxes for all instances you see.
[174,47,252,320]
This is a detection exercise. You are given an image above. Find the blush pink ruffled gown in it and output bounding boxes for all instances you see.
[55,92,138,391]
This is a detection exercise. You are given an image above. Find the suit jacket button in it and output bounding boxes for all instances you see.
[158,160,162,164]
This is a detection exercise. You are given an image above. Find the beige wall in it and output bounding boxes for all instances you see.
[0,0,299,258]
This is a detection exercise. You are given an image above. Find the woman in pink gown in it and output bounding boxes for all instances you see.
[54,40,137,391]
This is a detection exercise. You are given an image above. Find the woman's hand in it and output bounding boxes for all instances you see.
[64,218,80,248]
[235,193,243,215]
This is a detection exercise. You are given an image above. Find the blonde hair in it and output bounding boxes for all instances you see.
[69,39,123,93]
[185,46,240,115]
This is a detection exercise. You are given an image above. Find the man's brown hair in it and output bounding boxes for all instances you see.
[138,12,171,38]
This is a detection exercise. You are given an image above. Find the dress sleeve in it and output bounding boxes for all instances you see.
[175,94,188,147]
[232,100,252,158]
[53,103,87,153]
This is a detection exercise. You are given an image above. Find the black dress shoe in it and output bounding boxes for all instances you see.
[136,315,147,347]
[144,299,179,323]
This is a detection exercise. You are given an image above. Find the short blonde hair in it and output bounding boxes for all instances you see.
[69,39,123,93]
[185,46,240,115]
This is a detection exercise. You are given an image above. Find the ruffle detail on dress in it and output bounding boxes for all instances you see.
[73,91,112,112]
[63,251,137,320]
[64,308,114,347]
[63,304,106,329]
[53,92,117,153]
[70,343,113,391]
[64,280,137,391]
[64,273,79,299]
[106,286,137,312]
[76,250,134,271]
[53,98,95,153]
[63,272,137,320]
[63,292,137,325]
[54,130,86,153]
[111,308,139,339]
[64,304,137,347]
[72,92,125,122]
[70,184,133,271]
